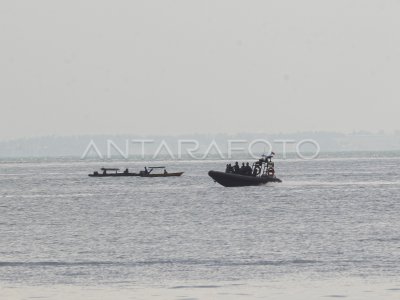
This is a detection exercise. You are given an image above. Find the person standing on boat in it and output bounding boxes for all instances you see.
[239,163,246,174]
[245,162,252,175]
[253,161,262,176]
[234,162,240,173]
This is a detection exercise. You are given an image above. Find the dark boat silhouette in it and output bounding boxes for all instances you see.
[139,166,184,177]
[89,168,139,177]
[88,167,183,178]
[208,154,282,187]
[208,171,281,187]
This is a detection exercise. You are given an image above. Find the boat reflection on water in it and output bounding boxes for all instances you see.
[208,154,282,187]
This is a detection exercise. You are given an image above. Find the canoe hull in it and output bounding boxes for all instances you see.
[208,171,281,187]
[140,172,184,177]
[88,173,139,177]
[89,172,184,178]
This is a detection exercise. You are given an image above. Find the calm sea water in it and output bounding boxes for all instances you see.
[1,153,400,298]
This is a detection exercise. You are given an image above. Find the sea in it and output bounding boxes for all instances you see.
[1,152,400,299]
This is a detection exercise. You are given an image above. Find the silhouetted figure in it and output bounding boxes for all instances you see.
[164,169,168,174]
[144,167,149,175]
[103,169,106,175]
[225,164,230,173]
[124,168,129,174]
[253,162,261,176]
[245,162,252,175]
[239,163,246,174]
[234,162,240,173]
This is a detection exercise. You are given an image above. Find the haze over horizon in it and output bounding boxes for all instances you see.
[1,129,399,143]
[1,1,400,140]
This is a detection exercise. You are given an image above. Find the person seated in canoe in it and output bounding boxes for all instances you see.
[124,168,129,174]
[102,169,106,175]
[164,169,168,175]
[234,162,240,173]
[139,167,149,176]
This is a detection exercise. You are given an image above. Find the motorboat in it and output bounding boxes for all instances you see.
[208,154,282,187]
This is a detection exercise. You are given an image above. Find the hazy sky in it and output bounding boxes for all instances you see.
[1,1,399,140]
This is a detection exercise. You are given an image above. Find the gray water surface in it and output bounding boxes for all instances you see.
[1,155,400,286]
